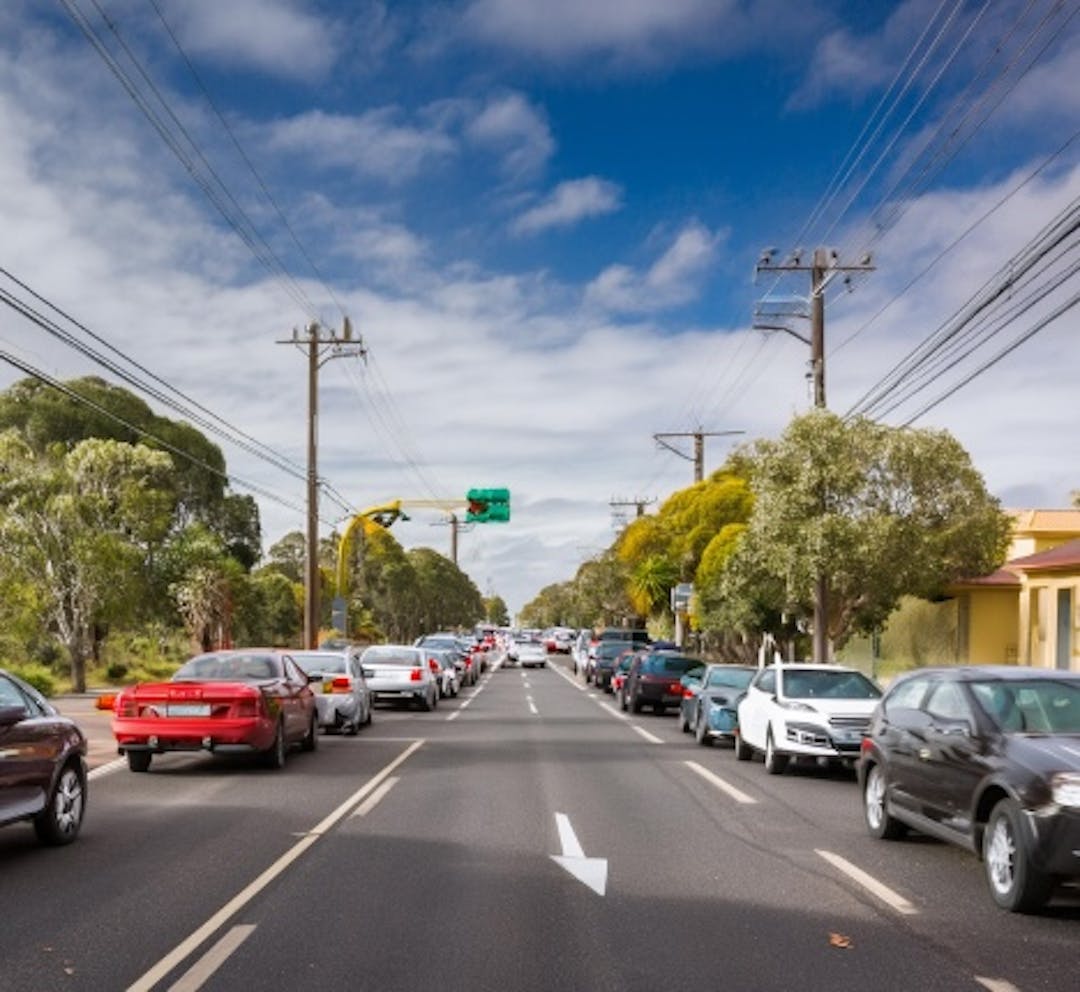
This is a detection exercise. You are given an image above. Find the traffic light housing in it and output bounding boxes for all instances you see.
[466,488,510,523]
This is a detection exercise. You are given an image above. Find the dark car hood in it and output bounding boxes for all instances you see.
[1005,734,1080,774]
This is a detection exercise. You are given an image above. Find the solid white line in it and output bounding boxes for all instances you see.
[630,725,664,745]
[166,925,256,992]
[527,698,539,715]
[555,812,584,858]
[350,776,398,818]
[445,710,461,721]
[88,757,126,781]
[683,761,758,805]
[815,849,918,916]
[974,978,1022,992]
[550,663,585,691]
[598,702,628,721]
[126,740,425,992]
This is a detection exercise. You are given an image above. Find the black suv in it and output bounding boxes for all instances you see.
[858,665,1080,913]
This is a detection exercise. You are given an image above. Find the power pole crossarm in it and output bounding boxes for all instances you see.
[653,430,745,483]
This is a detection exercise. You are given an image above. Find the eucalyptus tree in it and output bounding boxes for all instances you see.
[0,432,176,690]
[715,409,1011,648]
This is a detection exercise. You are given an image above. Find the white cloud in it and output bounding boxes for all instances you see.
[259,107,458,182]
[463,92,554,180]
[512,177,622,235]
[169,0,340,81]
[585,221,722,313]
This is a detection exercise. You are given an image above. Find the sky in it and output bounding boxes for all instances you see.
[1,0,1077,617]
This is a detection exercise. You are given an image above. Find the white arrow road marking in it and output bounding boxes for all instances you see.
[551,813,607,896]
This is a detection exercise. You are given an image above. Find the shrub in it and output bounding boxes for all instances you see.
[9,663,58,697]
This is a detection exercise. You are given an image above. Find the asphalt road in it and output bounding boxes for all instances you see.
[3,656,1077,992]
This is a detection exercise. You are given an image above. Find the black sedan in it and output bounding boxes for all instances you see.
[858,665,1080,913]
[622,651,706,715]
[0,669,88,845]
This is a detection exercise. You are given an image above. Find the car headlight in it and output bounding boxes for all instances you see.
[1051,772,1080,808]
[778,699,815,712]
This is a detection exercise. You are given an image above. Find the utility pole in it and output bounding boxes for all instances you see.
[653,429,745,483]
[609,497,655,530]
[277,319,365,649]
[754,246,874,663]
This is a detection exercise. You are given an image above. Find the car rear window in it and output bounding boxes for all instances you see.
[706,668,755,690]
[642,655,702,675]
[174,653,281,681]
[363,647,421,666]
[293,653,348,674]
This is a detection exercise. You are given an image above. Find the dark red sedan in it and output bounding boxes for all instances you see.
[112,650,318,773]
[0,669,87,845]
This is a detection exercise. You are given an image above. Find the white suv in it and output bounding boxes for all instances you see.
[735,663,882,774]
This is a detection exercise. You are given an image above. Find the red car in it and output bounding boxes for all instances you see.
[112,650,318,773]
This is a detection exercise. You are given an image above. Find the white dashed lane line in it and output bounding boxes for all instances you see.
[815,849,918,916]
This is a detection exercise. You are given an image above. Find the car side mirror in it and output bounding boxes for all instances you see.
[0,704,28,727]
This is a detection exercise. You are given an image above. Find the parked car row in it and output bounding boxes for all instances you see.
[658,657,1080,915]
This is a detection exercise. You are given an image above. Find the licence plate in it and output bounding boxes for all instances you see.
[167,704,210,717]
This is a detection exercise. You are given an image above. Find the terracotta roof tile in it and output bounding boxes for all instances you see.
[1008,537,1080,571]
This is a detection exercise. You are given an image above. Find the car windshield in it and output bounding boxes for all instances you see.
[363,647,420,666]
[782,669,881,699]
[707,668,755,690]
[642,655,702,675]
[292,653,347,675]
[173,653,281,681]
[970,678,1080,734]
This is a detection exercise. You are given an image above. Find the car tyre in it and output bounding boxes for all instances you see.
[863,763,906,840]
[679,709,690,733]
[301,713,318,752]
[631,694,643,714]
[262,720,287,769]
[419,690,434,712]
[34,762,86,845]
[733,730,752,761]
[127,750,152,773]
[763,730,789,775]
[984,798,1055,913]
[695,712,713,747]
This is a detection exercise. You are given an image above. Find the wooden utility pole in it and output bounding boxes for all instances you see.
[277,319,365,648]
[754,247,874,663]
[653,429,745,483]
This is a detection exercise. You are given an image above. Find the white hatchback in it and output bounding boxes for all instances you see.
[360,645,439,711]
[735,663,882,774]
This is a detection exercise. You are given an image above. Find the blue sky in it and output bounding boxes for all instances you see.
[1,1,1078,614]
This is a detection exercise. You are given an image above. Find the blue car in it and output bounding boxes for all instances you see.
[682,664,757,746]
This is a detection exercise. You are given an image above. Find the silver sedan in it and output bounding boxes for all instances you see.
[292,649,373,735]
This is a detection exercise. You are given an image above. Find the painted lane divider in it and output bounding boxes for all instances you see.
[166,925,255,992]
[684,761,758,805]
[815,849,918,916]
[551,813,607,896]
[527,696,539,715]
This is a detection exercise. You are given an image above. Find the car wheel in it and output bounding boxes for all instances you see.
[301,713,318,752]
[262,720,287,769]
[419,690,433,712]
[345,714,360,736]
[983,798,1055,913]
[733,730,753,761]
[679,709,690,733]
[631,694,643,714]
[695,712,712,747]
[127,750,152,773]
[33,762,86,845]
[863,763,905,840]
[763,730,789,775]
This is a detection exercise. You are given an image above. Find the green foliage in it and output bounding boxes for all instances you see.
[713,410,1010,647]
[7,663,57,697]
[264,531,306,583]
[484,595,510,626]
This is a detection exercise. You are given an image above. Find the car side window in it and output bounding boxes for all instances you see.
[885,677,930,714]
[0,675,28,710]
[925,682,973,723]
[757,669,776,694]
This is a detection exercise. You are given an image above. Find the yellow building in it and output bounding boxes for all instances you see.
[949,509,1080,671]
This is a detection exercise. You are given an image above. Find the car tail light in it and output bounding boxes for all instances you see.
[116,694,139,718]
[429,658,440,673]
[682,687,694,698]
[669,682,682,694]
[233,695,261,718]
[331,676,353,694]
[410,668,423,682]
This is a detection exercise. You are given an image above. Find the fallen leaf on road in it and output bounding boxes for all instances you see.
[829,932,853,949]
